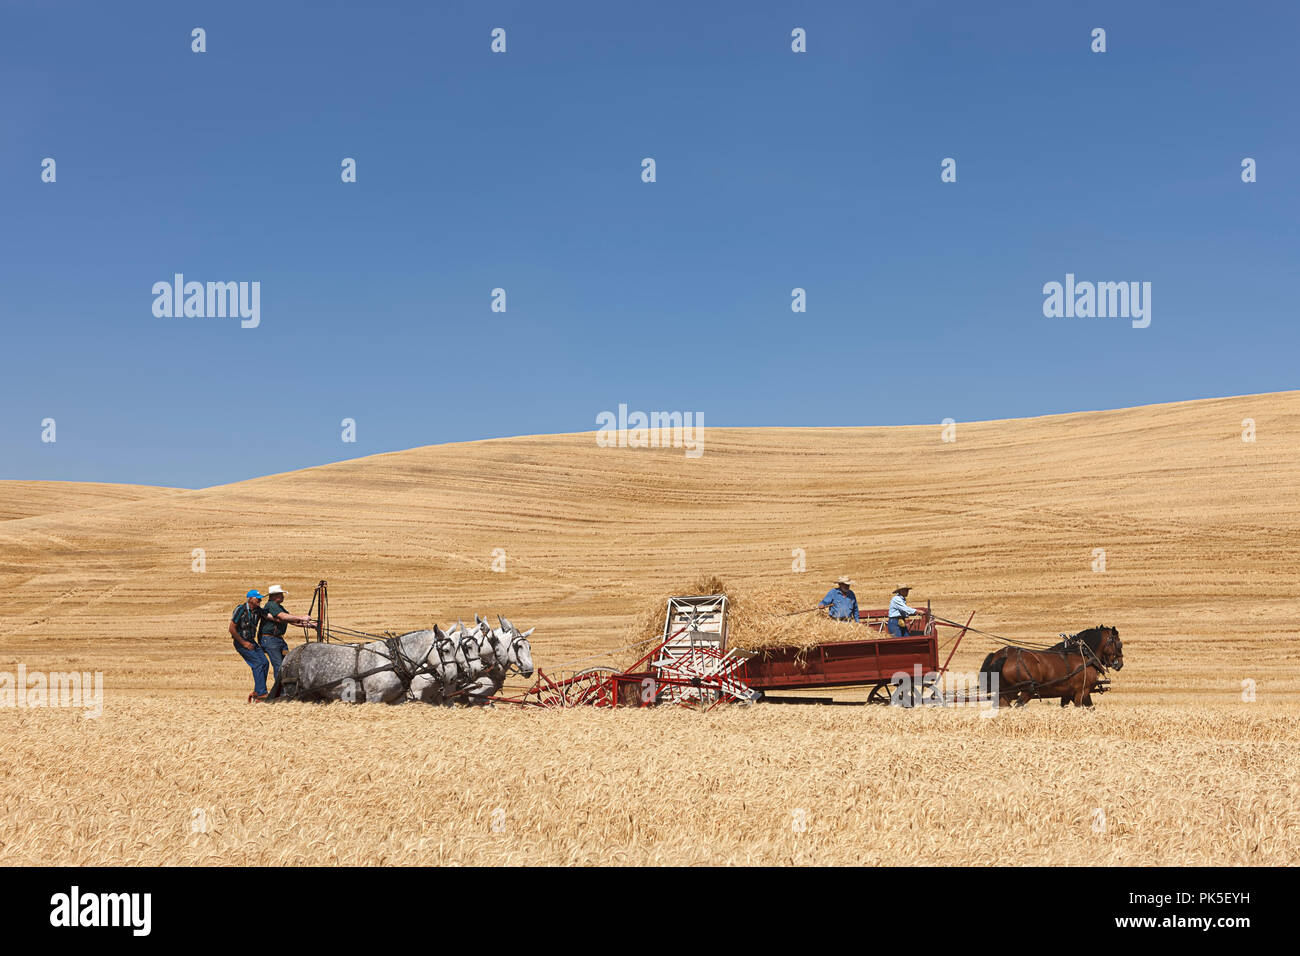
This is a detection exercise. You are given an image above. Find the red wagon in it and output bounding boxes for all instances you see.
[738,603,974,704]
[495,596,974,708]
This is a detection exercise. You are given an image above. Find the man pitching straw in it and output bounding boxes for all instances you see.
[887,586,918,636]
[818,575,860,623]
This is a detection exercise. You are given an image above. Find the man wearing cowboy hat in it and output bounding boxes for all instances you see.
[887,586,919,636]
[258,584,314,695]
[818,575,860,623]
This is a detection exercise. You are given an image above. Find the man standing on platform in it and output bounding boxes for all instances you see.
[818,575,860,623]
[887,586,919,636]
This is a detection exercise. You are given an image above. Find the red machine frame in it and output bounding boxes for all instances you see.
[493,600,974,708]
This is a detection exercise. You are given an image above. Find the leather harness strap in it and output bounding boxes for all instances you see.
[287,633,467,700]
[1001,632,1113,697]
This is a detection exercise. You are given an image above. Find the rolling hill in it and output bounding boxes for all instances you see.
[1,391,1296,699]
[0,481,181,522]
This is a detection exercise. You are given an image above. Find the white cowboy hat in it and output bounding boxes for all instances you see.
[834,575,855,587]
[265,584,286,597]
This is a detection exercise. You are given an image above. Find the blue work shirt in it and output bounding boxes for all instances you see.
[888,594,918,619]
[819,588,859,622]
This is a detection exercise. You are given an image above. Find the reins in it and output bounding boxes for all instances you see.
[930,615,1056,650]
[285,631,477,700]
[997,630,1117,696]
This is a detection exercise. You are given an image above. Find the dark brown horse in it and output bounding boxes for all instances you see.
[979,626,1123,707]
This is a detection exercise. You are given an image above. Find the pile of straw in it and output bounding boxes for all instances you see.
[623,576,876,660]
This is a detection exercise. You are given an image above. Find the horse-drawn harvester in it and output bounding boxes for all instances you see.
[489,593,981,709]
[280,584,1120,709]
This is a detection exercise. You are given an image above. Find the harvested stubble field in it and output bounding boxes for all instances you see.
[1,391,1298,865]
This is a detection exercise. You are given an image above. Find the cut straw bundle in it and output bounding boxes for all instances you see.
[623,576,877,662]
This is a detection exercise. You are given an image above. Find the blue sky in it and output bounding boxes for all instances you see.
[2,0,1296,488]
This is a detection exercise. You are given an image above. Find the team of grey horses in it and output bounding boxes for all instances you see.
[269,615,534,706]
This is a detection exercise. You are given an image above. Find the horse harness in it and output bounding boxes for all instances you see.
[485,627,530,679]
[284,632,479,701]
[1002,631,1113,697]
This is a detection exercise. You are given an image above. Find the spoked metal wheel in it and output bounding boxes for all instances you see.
[895,682,922,708]
[527,671,571,708]
[918,680,945,707]
[534,687,567,708]
[559,666,618,708]
[867,683,893,704]
[869,678,946,707]
[869,681,929,707]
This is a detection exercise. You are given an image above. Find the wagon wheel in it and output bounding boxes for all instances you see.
[895,683,922,708]
[527,673,570,708]
[873,679,929,708]
[918,678,945,707]
[533,686,568,708]
[561,667,619,708]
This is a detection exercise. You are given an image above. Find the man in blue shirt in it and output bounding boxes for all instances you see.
[818,576,860,623]
[887,586,918,636]
[230,589,271,702]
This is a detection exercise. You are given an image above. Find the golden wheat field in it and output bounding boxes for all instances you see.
[1,391,1298,865]
[2,701,1296,866]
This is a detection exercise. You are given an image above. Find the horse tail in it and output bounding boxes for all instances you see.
[979,650,1002,677]
[980,648,1011,701]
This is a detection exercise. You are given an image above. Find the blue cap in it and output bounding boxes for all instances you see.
[246,589,265,599]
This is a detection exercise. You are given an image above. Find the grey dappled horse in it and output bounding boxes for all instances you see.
[452,615,535,706]
[272,624,484,704]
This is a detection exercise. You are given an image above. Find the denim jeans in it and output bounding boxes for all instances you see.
[234,638,269,696]
[261,635,289,686]
[887,617,907,637]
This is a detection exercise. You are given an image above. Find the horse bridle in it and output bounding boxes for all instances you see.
[485,625,528,676]
[456,633,482,672]
[287,629,481,701]
[478,623,503,668]
[418,632,467,692]
[445,632,484,674]
[1060,628,1117,671]
[1089,629,1120,672]
[1005,629,1116,698]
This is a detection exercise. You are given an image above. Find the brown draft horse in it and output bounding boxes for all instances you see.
[979,626,1123,707]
